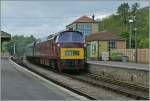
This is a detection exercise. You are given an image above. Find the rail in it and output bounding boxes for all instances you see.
[12,58,149,100]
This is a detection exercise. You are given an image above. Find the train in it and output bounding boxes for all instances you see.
[25,30,85,72]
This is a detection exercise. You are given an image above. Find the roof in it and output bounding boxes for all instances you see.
[85,32,124,42]
[73,15,96,23]
[66,15,98,27]
[1,31,11,41]
[1,31,11,37]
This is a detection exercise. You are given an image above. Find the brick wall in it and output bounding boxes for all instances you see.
[91,23,99,33]
[116,41,126,49]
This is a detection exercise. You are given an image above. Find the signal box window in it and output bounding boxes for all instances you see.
[108,41,116,49]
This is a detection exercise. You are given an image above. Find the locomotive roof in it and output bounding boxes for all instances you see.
[36,30,82,43]
[60,30,83,35]
[27,30,83,46]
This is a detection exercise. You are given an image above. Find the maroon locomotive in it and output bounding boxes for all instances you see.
[26,30,85,72]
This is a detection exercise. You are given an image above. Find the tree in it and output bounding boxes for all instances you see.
[130,3,140,31]
[3,35,36,56]
[117,3,130,26]
[119,31,129,48]
[98,4,148,48]
[129,3,140,48]
[138,37,149,48]
[131,3,140,16]
[117,3,130,48]
[30,35,36,42]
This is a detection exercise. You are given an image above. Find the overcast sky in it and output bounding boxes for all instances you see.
[1,0,149,38]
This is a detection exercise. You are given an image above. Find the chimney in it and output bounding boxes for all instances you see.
[92,14,95,21]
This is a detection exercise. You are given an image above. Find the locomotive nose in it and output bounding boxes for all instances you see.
[59,43,84,60]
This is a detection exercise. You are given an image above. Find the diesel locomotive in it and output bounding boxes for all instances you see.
[25,30,85,72]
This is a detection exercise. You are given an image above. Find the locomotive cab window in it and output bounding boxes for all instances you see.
[58,31,84,43]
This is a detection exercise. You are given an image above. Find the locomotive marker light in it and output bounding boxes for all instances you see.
[57,43,60,47]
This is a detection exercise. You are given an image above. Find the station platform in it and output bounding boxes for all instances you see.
[86,61,149,87]
[86,61,149,71]
[1,58,83,100]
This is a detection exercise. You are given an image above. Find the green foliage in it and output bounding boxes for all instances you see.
[131,2,140,15]
[117,3,130,25]
[100,15,122,33]
[119,31,129,39]
[3,35,36,56]
[138,37,149,48]
[98,3,149,48]
[1,42,8,52]
[110,52,123,61]
[119,31,129,48]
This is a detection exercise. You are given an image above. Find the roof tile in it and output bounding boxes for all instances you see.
[85,32,124,42]
[73,15,96,23]
[1,31,11,37]
[66,15,97,27]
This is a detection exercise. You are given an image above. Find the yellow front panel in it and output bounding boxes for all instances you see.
[61,48,84,59]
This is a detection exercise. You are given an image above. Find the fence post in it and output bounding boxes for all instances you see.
[135,48,138,63]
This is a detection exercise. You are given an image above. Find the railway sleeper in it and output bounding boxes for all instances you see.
[72,75,148,100]
[86,73,148,92]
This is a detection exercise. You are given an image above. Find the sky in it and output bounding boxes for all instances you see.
[1,0,149,38]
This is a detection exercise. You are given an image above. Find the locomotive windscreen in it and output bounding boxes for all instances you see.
[58,31,84,43]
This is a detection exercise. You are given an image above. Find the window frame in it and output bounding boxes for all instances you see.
[108,41,116,49]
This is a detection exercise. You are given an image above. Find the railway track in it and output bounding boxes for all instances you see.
[11,58,96,100]
[65,73,149,100]
[84,73,149,92]
[12,58,149,100]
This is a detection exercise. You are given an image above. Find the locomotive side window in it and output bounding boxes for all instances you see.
[58,32,84,43]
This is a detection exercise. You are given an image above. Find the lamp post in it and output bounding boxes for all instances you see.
[129,15,138,63]
[129,19,133,49]
[134,28,138,63]
[13,42,16,56]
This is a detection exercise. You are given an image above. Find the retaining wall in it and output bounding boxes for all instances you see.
[86,63,149,88]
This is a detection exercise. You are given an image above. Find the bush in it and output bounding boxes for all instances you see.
[110,52,123,61]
